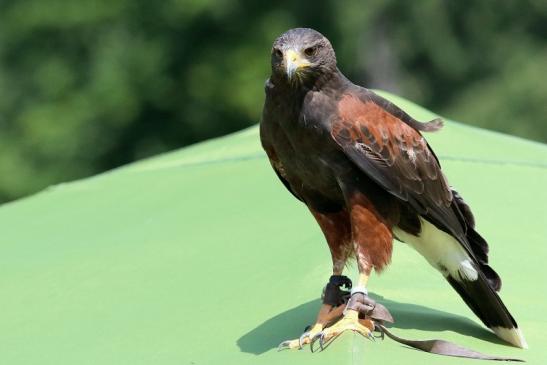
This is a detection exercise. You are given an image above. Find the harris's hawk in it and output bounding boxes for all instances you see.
[260,28,527,351]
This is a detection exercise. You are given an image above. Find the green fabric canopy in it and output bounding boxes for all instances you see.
[1,92,546,364]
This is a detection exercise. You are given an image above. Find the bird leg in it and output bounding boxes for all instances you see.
[277,275,351,350]
[277,209,353,351]
[309,273,375,352]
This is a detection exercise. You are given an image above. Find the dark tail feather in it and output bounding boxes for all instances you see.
[452,189,503,292]
[466,227,502,291]
[446,271,527,348]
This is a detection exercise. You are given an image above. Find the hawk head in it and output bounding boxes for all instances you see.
[270,28,337,87]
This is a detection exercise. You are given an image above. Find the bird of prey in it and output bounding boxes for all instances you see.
[260,28,527,351]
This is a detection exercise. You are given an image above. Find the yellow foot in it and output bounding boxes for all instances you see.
[277,323,324,350]
[277,303,346,351]
[310,310,374,352]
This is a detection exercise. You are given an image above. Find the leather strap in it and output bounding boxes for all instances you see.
[375,324,524,362]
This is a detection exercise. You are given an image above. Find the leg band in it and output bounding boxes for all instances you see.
[321,275,352,306]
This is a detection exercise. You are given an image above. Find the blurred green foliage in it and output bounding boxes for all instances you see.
[0,0,545,203]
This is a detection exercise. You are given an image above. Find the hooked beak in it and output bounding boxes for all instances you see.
[284,49,310,81]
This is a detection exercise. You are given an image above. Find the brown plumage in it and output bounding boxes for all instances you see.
[261,28,526,349]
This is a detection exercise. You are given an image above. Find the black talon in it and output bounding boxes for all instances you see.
[277,340,291,351]
[309,332,323,353]
[298,331,310,349]
[319,333,326,351]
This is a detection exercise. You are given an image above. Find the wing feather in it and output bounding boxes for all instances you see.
[332,90,482,261]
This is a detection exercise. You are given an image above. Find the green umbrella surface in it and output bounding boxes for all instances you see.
[1,92,546,364]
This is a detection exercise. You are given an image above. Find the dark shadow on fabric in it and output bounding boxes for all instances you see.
[237,299,320,355]
[237,292,503,354]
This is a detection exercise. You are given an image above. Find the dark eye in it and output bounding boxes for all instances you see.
[304,46,316,57]
[273,48,283,58]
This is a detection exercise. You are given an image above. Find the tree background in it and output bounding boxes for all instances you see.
[0,0,545,204]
